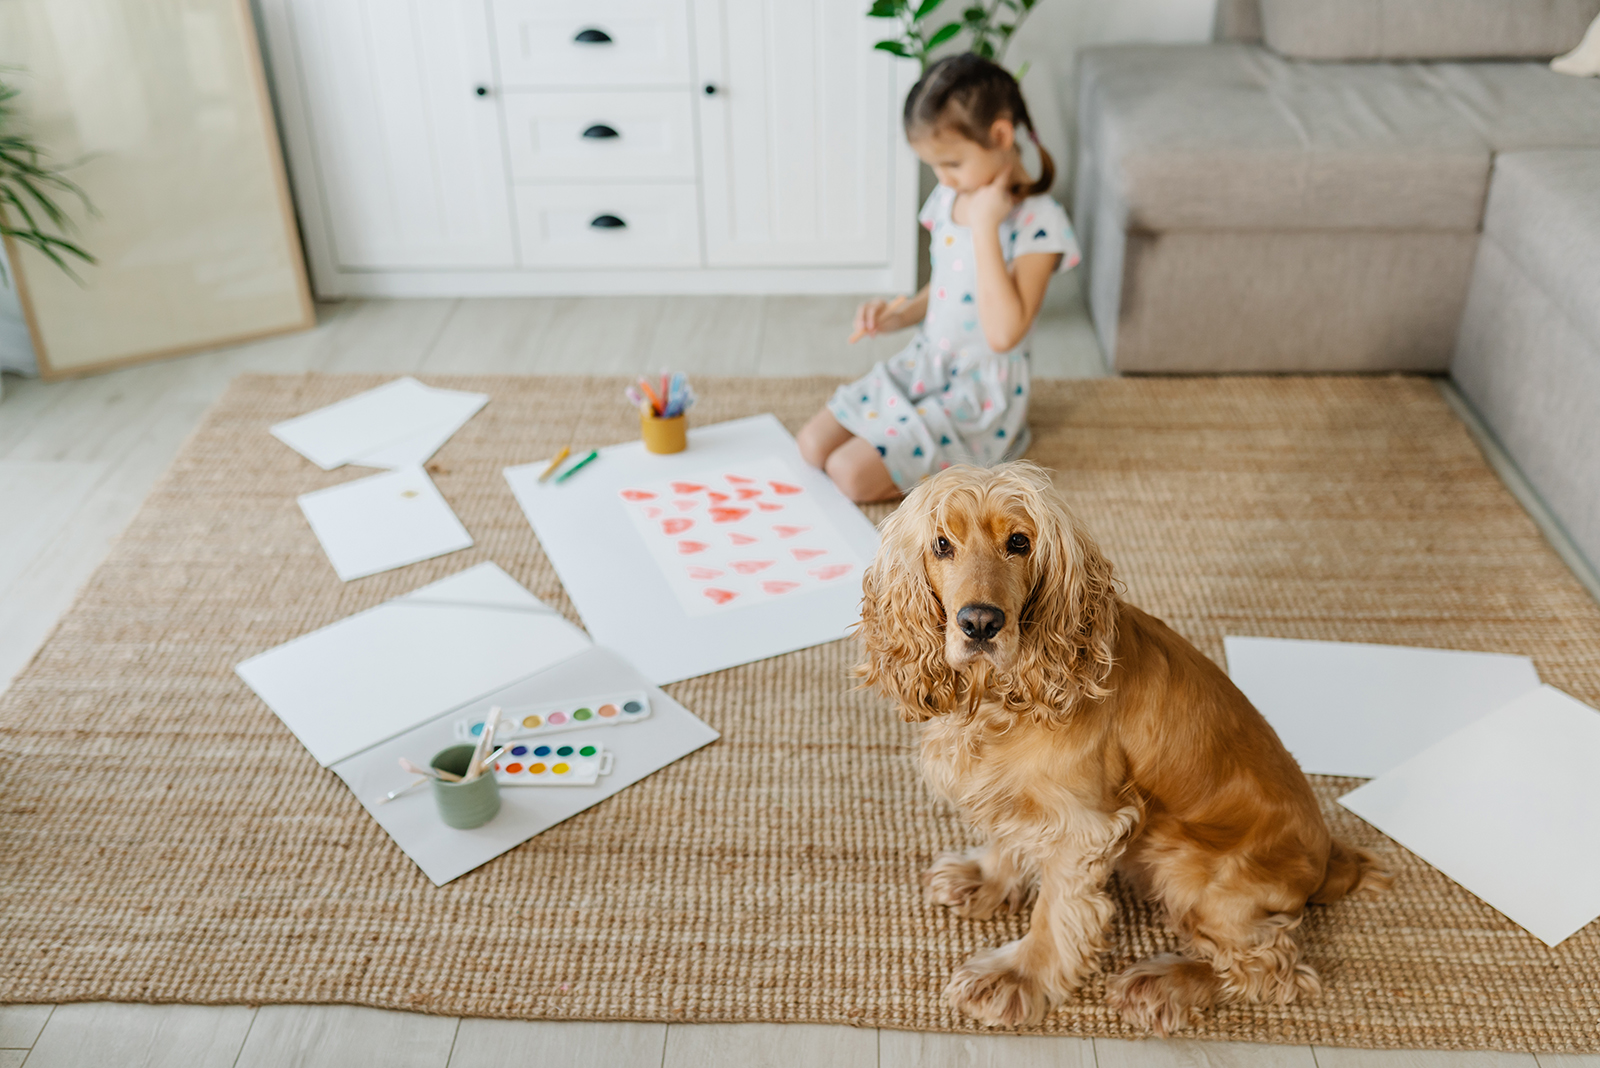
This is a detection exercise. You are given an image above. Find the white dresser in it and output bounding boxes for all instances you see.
[257,0,920,298]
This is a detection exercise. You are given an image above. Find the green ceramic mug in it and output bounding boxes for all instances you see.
[429,743,500,829]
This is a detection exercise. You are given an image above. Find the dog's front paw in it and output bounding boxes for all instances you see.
[921,851,1026,919]
[944,945,1053,1027]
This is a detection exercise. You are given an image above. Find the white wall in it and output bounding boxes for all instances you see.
[1006,0,1218,202]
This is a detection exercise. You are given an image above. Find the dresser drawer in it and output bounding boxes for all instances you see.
[503,91,696,181]
[493,0,690,87]
[515,183,701,267]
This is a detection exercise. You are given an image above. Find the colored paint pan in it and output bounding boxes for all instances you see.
[456,691,651,745]
[490,744,613,786]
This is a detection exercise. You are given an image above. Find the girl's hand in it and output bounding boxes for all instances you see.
[849,295,909,342]
[966,167,1016,232]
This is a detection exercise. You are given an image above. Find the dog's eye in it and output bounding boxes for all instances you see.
[1007,533,1031,555]
[933,536,953,558]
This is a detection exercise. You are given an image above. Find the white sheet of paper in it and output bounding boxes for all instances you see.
[504,414,882,684]
[1340,685,1600,947]
[332,645,720,885]
[1225,637,1541,777]
[271,377,488,470]
[297,466,473,581]
[348,389,488,469]
[236,563,592,766]
[614,453,866,617]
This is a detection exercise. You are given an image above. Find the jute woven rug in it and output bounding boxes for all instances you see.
[3,374,1599,1052]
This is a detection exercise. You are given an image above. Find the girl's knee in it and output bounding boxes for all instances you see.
[797,425,829,469]
[826,448,896,503]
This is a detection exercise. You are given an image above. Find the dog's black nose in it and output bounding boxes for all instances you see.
[957,603,1005,641]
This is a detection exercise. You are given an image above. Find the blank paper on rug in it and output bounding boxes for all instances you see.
[1225,637,1540,777]
[297,466,473,581]
[235,563,591,766]
[271,377,488,470]
[504,415,880,684]
[1340,685,1600,947]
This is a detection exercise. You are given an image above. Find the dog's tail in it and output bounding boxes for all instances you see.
[1309,838,1393,904]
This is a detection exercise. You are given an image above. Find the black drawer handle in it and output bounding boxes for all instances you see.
[574,27,612,44]
[582,123,619,139]
[589,214,627,230]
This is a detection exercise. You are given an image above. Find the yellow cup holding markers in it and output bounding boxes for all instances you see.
[641,412,687,455]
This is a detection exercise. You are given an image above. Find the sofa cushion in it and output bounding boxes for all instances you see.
[1077,45,1489,231]
[1425,62,1600,151]
[1479,150,1600,346]
[1260,0,1600,61]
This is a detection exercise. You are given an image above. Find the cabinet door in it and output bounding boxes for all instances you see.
[287,0,514,269]
[693,0,895,267]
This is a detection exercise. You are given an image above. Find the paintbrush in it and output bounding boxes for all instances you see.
[848,294,908,344]
[375,778,428,805]
[399,757,461,783]
[466,706,501,780]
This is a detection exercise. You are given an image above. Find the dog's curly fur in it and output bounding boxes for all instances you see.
[857,462,1390,1033]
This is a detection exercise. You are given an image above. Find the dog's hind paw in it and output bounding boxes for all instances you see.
[945,947,1053,1027]
[921,851,1027,919]
[1106,953,1219,1036]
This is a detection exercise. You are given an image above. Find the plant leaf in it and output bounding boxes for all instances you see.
[912,0,946,19]
[926,21,962,47]
[874,39,912,56]
[867,0,900,18]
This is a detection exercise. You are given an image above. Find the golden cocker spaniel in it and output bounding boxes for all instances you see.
[857,462,1388,1033]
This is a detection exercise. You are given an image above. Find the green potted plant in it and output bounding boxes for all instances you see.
[868,0,1043,69]
[0,75,94,389]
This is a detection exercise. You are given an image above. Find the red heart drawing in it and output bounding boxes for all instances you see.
[757,501,783,512]
[707,491,730,503]
[620,489,656,501]
[703,587,738,605]
[725,475,755,484]
[677,540,709,555]
[644,507,663,518]
[674,499,698,511]
[791,548,827,561]
[672,482,707,494]
[736,487,762,500]
[662,517,694,535]
[709,507,751,524]
[762,581,801,595]
[729,533,758,545]
[686,566,723,580]
[809,564,854,580]
[730,559,775,574]
[773,525,809,538]
[769,481,803,495]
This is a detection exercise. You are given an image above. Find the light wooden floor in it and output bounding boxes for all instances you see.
[0,292,1592,1068]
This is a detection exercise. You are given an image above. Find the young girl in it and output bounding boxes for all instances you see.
[798,53,1081,503]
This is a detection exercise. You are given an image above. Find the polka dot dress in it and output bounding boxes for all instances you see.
[830,185,1081,491]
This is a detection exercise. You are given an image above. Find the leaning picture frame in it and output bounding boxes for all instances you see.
[0,0,314,379]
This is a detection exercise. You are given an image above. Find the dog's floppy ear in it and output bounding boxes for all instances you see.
[855,486,960,722]
[1007,467,1118,721]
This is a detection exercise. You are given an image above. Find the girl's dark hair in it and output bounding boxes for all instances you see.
[903,53,1055,198]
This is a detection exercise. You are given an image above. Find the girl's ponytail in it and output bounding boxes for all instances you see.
[1022,132,1055,198]
[904,53,1056,197]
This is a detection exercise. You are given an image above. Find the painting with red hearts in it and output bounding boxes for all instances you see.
[616,455,866,617]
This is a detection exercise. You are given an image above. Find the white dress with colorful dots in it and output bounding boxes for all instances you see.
[828,185,1081,491]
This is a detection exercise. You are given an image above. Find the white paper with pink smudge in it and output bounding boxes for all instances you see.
[614,455,866,617]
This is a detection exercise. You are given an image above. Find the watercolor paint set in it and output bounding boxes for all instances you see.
[491,742,612,786]
[455,691,651,744]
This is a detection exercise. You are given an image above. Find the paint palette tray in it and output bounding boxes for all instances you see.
[455,691,651,745]
[491,742,612,786]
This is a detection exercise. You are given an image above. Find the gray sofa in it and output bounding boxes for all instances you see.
[1072,0,1600,571]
